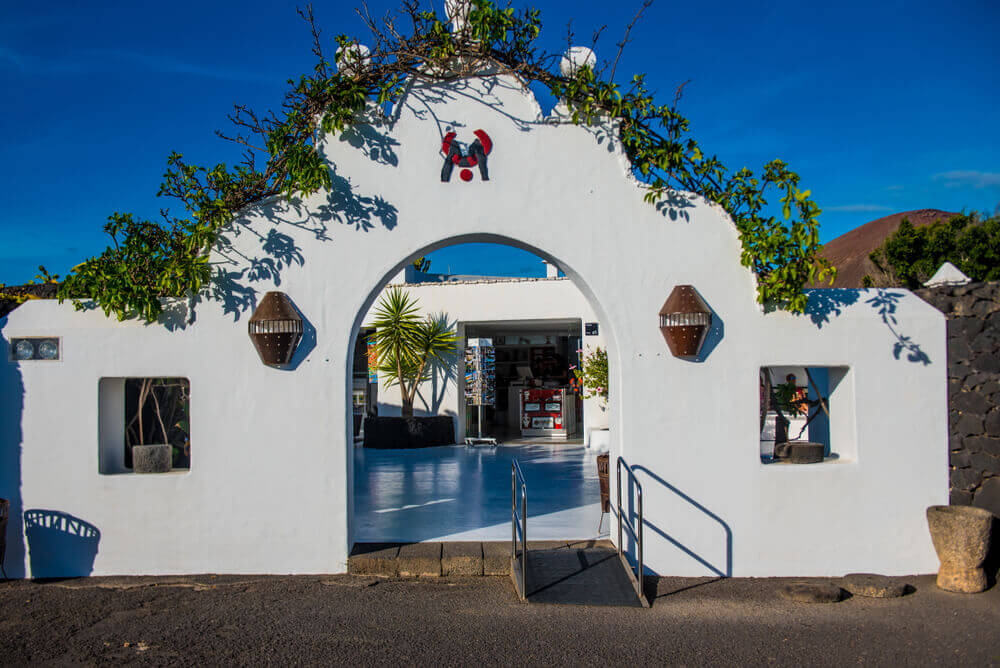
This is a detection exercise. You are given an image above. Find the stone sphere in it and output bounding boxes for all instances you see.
[336,44,371,74]
[560,46,596,77]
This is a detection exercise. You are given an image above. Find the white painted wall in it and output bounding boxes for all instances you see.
[362,276,608,440]
[0,71,948,578]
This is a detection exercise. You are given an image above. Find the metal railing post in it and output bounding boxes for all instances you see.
[617,460,623,558]
[637,481,643,592]
[511,462,516,564]
[511,459,528,600]
[521,485,527,589]
[616,456,646,606]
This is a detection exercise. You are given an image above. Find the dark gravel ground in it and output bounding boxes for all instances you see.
[1,574,999,666]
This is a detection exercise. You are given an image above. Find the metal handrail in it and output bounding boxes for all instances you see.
[616,456,645,604]
[511,459,528,600]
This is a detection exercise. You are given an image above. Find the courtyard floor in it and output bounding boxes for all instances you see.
[353,441,607,542]
[1,574,998,664]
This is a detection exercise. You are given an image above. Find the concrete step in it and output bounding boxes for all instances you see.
[349,540,615,577]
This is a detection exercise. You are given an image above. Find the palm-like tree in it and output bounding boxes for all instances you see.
[370,287,457,417]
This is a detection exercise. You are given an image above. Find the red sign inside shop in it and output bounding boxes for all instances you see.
[521,389,563,429]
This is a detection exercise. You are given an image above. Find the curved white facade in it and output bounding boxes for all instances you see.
[0,72,947,578]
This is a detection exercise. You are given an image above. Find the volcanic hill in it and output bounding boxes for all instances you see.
[818,208,959,288]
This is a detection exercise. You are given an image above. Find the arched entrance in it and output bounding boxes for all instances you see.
[345,236,621,545]
[202,71,758,577]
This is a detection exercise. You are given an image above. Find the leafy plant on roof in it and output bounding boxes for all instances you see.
[49,0,833,321]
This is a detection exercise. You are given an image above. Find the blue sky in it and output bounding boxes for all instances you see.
[1,0,997,284]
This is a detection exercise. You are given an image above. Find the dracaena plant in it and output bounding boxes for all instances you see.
[49,0,832,322]
[370,287,457,417]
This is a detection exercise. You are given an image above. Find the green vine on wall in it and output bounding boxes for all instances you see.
[50,0,833,322]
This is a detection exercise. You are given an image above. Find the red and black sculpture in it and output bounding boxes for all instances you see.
[441,129,492,182]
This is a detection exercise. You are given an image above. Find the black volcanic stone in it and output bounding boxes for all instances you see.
[976,439,997,456]
[956,413,985,436]
[963,435,985,452]
[954,296,978,316]
[973,477,1000,520]
[965,373,991,389]
[953,316,985,340]
[932,296,955,313]
[969,452,1000,474]
[966,436,1000,456]
[938,283,1000,504]
[986,409,1000,437]
[972,284,998,299]
[949,376,964,394]
[952,368,973,387]
[951,467,981,491]
[949,337,973,360]
[951,450,972,468]
[954,391,991,415]
[973,354,1000,374]
[951,489,973,505]
[971,333,997,353]
[973,300,999,317]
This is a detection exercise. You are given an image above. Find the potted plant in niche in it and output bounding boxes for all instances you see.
[759,369,826,464]
[573,346,609,451]
[126,377,190,473]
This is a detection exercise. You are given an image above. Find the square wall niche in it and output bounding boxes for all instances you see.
[99,377,191,475]
[759,366,856,464]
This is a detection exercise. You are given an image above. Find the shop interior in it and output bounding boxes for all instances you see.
[464,319,583,442]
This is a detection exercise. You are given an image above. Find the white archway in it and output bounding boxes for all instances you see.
[344,233,623,545]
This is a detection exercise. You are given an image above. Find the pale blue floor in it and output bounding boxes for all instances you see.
[353,442,608,542]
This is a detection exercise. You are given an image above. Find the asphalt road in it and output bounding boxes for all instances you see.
[1,574,999,665]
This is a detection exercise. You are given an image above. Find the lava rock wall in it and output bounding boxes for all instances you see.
[916,281,1000,517]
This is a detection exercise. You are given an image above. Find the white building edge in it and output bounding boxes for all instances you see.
[0,66,947,579]
[923,261,971,288]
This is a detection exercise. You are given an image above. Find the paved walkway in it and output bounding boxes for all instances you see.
[353,442,607,542]
[2,574,999,664]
